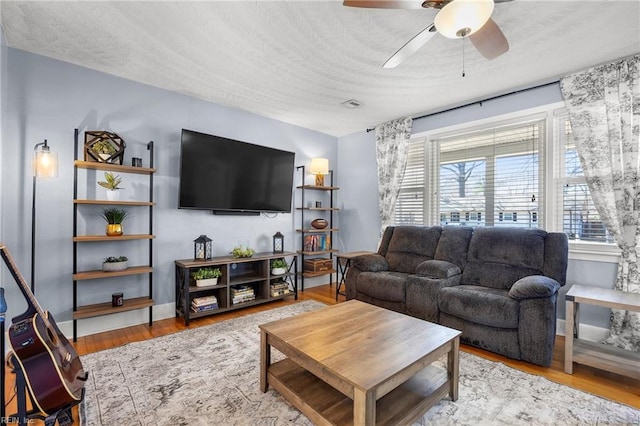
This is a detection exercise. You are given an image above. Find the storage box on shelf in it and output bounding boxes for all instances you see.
[72,128,155,342]
[295,165,339,290]
[174,252,297,326]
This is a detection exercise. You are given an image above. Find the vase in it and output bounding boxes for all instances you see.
[196,278,218,287]
[103,261,127,272]
[271,267,286,276]
[106,224,123,236]
[106,190,120,201]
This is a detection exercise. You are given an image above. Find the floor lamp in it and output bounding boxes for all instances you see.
[32,139,58,294]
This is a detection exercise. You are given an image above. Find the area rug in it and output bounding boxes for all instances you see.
[79,301,639,425]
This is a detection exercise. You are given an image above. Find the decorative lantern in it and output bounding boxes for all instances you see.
[194,235,212,260]
[273,232,284,253]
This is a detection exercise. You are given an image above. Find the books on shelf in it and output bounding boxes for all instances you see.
[191,295,219,312]
[231,285,255,304]
[270,282,290,297]
[303,234,331,252]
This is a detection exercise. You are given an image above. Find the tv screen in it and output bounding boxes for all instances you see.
[178,129,295,213]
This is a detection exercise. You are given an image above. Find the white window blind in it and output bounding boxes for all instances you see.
[393,138,425,225]
[555,114,613,243]
[434,119,544,228]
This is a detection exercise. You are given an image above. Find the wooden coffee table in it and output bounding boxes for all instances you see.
[259,300,461,425]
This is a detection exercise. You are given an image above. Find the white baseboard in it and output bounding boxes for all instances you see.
[57,302,176,339]
[556,319,609,342]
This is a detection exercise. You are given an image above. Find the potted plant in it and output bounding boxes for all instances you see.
[102,255,128,272]
[231,245,255,258]
[270,258,288,276]
[101,207,128,236]
[98,172,124,201]
[192,267,223,287]
[92,139,117,161]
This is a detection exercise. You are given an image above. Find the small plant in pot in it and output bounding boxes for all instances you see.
[98,172,124,201]
[92,139,117,161]
[101,207,128,236]
[270,258,288,276]
[192,267,223,287]
[102,256,128,272]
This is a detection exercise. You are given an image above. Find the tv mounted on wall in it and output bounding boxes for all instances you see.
[178,129,295,214]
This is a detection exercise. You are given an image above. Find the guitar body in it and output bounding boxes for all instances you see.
[8,309,85,415]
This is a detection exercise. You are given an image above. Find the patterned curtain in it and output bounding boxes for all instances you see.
[560,54,640,352]
[375,117,413,237]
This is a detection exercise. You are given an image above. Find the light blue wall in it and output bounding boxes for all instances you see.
[337,83,619,329]
[1,48,337,333]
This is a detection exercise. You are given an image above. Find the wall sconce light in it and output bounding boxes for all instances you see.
[32,140,58,294]
[194,235,213,260]
[309,158,329,186]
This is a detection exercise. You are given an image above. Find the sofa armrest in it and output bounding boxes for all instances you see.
[509,275,560,300]
[415,260,461,279]
[352,254,389,272]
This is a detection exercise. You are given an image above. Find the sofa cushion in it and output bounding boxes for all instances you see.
[509,275,560,300]
[461,227,547,290]
[434,226,473,269]
[438,285,519,329]
[415,260,461,278]
[352,254,389,272]
[386,226,442,273]
[356,271,407,302]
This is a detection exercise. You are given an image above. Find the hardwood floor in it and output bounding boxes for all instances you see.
[5,284,639,424]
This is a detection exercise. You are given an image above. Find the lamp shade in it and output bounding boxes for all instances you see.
[434,0,494,39]
[309,158,329,175]
[34,141,58,178]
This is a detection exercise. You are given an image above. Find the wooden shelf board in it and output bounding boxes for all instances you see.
[230,275,266,286]
[572,339,640,379]
[300,269,336,278]
[74,297,153,319]
[296,207,340,211]
[73,234,155,242]
[74,265,152,281]
[297,250,338,255]
[296,185,339,191]
[175,252,296,268]
[75,160,155,175]
[189,283,228,292]
[267,358,448,426]
[296,228,339,233]
[74,199,155,206]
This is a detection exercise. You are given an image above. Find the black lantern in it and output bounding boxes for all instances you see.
[273,232,284,253]
[194,235,212,260]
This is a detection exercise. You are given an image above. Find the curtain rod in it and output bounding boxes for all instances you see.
[365,80,560,133]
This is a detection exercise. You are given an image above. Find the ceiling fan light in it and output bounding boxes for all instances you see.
[434,0,495,39]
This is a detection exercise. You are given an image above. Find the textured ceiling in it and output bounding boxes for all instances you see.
[1,1,639,137]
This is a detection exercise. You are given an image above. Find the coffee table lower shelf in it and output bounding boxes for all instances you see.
[267,358,449,426]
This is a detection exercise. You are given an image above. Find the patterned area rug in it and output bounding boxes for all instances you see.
[79,301,639,425]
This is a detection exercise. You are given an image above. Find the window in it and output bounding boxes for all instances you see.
[556,114,613,243]
[435,119,542,228]
[394,108,615,252]
[394,138,425,225]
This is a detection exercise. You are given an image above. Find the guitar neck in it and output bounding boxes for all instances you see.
[0,243,50,326]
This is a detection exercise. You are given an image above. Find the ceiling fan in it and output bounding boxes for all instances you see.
[344,0,512,68]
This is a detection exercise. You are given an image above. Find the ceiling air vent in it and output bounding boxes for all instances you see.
[341,99,362,109]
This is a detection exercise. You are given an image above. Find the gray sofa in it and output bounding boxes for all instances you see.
[345,225,568,366]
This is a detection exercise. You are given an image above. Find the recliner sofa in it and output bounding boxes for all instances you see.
[345,225,568,366]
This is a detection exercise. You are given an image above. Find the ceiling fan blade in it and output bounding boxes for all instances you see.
[469,18,509,60]
[383,23,437,68]
[343,0,425,9]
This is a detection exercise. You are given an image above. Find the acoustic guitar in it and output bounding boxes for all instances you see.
[0,243,86,416]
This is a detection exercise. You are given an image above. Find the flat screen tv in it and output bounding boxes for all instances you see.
[178,129,295,214]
